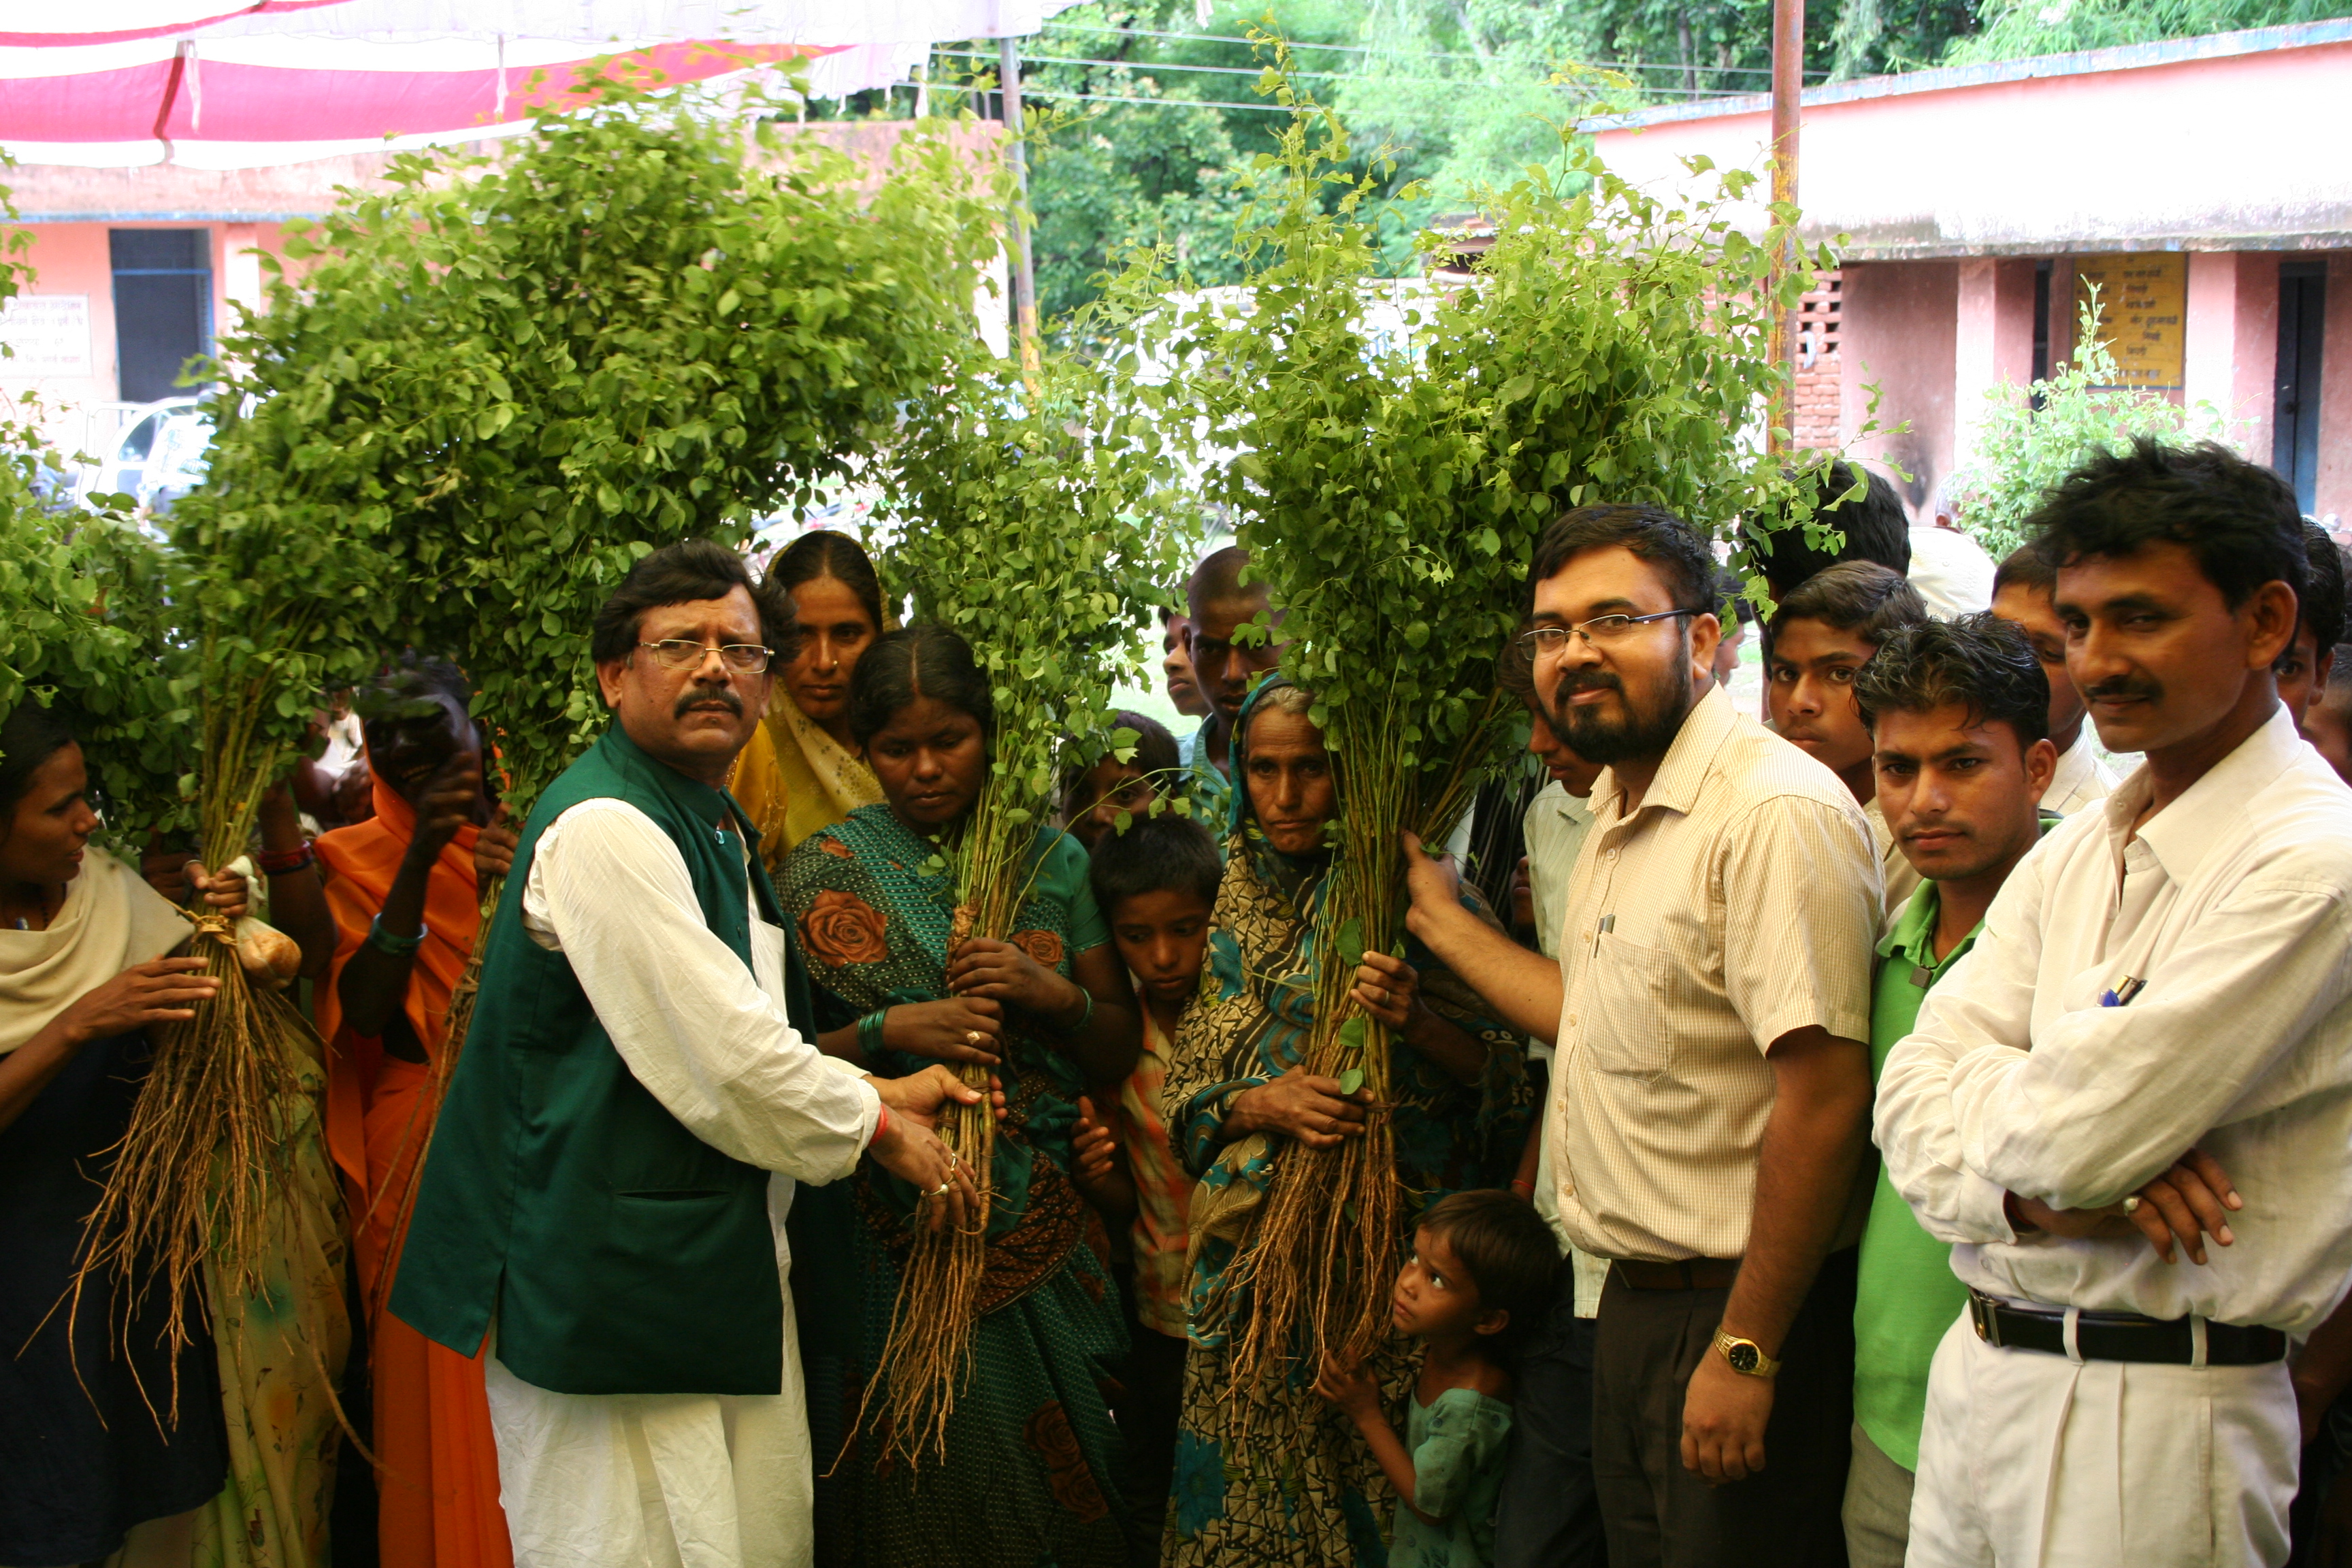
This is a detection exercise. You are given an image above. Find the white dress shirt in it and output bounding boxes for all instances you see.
[1906,525,1997,619]
[1878,706,2352,1335]
[497,795,879,1568]
[1522,781,1604,1313]
[2042,729,2123,819]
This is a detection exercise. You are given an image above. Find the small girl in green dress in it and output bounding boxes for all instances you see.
[1314,1190,1561,1568]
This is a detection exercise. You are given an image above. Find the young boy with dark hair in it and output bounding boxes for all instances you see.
[1758,461,1915,603]
[2307,645,2352,786]
[1062,710,1182,851]
[1990,544,2121,815]
[1842,613,2058,1567]
[1075,813,1223,1556]
[1766,559,1930,908]
[2277,521,2348,728]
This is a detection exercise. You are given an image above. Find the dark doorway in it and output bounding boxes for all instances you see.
[2274,261,2326,514]
[110,228,212,405]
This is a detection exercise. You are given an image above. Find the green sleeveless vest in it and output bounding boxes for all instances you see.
[389,725,810,1396]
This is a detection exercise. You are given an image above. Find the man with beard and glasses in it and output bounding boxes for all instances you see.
[1876,441,2352,1568]
[1765,562,1929,915]
[1840,615,2057,1568]
[1403,504,1881,1568]
[393,540,988,1568]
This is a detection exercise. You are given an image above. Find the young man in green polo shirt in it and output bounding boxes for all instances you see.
[1843,613,2061,1567]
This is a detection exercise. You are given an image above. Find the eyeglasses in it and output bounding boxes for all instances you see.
[1518,610,1697,656]
[637,640,774,674]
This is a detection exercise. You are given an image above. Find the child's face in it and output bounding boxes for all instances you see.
[1109,888,1213,1012]
[1070,757,1160,850]
[1392,1225,1501,1342]
[1767,615,1879,787]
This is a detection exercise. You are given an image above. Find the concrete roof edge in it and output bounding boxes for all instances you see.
[11,211,325,223]
[1578,17,2352,132]
[1827,233,2352,261]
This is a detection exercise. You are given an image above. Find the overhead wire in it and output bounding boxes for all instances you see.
[1034,20,1830,83]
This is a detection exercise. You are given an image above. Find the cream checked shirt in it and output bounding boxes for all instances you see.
[1550,684,1882,1264]
[1876,707,2352,1335]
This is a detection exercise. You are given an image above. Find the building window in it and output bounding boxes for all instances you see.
[110,228,212,406]
[2274,261,2326,516]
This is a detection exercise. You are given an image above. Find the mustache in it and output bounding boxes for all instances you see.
[1548,669,1622,723]
[2083,676,2163,704]
[674,687,744,719]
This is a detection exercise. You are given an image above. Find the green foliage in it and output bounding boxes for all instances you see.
[0,509,198,841]
[178,69,1007,816]
[874,328,1200,921]
[1946,294,2230,561]
[1156,64,1826,851]
[1942,0,2349,65]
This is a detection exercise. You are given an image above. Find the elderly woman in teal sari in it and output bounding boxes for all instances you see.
[1162,677,1531,1568]
[777,624,1142,1568]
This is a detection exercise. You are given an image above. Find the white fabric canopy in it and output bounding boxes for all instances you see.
[0,1,1075,167]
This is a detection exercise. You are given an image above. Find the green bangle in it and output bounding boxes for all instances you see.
[857,1009,889,1060]
[365,914,425,957]
[1064,987,1094,1035]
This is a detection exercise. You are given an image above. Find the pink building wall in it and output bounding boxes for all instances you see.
[1591,22,2352,521]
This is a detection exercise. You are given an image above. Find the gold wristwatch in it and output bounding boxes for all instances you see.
[1713,1330,1780,1379]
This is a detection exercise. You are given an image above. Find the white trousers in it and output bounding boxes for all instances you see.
[483,1311,816,1568]
[1908,1313,2298,1568]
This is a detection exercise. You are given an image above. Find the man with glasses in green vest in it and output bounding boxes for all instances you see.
[1842,615,2058,1567]
[393,540,983,1568]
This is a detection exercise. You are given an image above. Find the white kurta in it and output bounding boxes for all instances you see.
[487,797,879,1568]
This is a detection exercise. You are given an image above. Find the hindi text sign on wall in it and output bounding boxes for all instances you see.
[2074,255,2186,391]
[0,295,93,379]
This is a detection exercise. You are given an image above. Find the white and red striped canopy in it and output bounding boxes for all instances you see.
[0,1,1072,167]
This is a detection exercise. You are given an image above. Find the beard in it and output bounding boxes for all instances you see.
[1550,655,1695,766]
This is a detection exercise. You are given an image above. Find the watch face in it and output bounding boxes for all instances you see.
[1727,1342,1761,1374]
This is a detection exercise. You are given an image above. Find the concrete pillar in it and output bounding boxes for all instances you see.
[220,221,263,327]
[2318,252,2352,527]
[2183,250,2280,459]
[1953,256,2039,480]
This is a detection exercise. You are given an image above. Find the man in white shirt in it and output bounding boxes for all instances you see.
[1409,506,1881,1568]
[1493,640,1608,1568]
[1991,544,2122,815]
[1907,479,1999,619]
[1878,441,2352,1567]
[395,541,981,1568]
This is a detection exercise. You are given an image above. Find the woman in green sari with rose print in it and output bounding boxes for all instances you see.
[777,623,1142,1568]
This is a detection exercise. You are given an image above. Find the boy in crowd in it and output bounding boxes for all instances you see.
[2276,520,2347,728]
[1758,461,1914,604]
[1841,615,2058,1568]
[1990,544,2122,815]
[1183,546,1286,824]
[1878,441,2352,1566]
[2306,647,2352,785]
[1061,711,1181,851]
[1160,608,1212,761]
[1077,813,1222,1560]
[1765,561,1929,910]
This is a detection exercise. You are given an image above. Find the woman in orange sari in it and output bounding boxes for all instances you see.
[313,656,513,1568]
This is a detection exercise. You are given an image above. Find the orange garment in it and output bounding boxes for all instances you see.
[314,779,512,1568]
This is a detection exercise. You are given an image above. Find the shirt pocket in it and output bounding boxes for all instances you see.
[1584,930,1676,1081]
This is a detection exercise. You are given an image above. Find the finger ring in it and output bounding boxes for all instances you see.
[2121,1195,2142,1215]
[928,1179,953,1197]
[966,1030,983,1046]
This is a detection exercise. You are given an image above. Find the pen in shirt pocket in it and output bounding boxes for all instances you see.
[2100,976,2147,1008]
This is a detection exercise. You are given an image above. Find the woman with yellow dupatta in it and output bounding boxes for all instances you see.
[314,656,513,1568]
[733,532,886,870]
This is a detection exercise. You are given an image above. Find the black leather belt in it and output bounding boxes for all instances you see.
[1967,1290,2286,1367]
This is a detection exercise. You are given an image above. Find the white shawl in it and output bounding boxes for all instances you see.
[0,847,188,1055]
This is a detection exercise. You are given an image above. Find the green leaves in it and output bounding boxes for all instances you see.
[171,70,1009,815]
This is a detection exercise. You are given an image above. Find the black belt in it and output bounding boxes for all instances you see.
[1967,1290,2286,1367]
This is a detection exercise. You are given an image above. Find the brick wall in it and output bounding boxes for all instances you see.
[1793,270,1843,450]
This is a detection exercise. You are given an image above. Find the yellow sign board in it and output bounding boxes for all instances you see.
[2074,254,2186,390]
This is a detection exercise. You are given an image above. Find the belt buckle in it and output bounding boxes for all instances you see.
[1970,1291,2004,1349]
